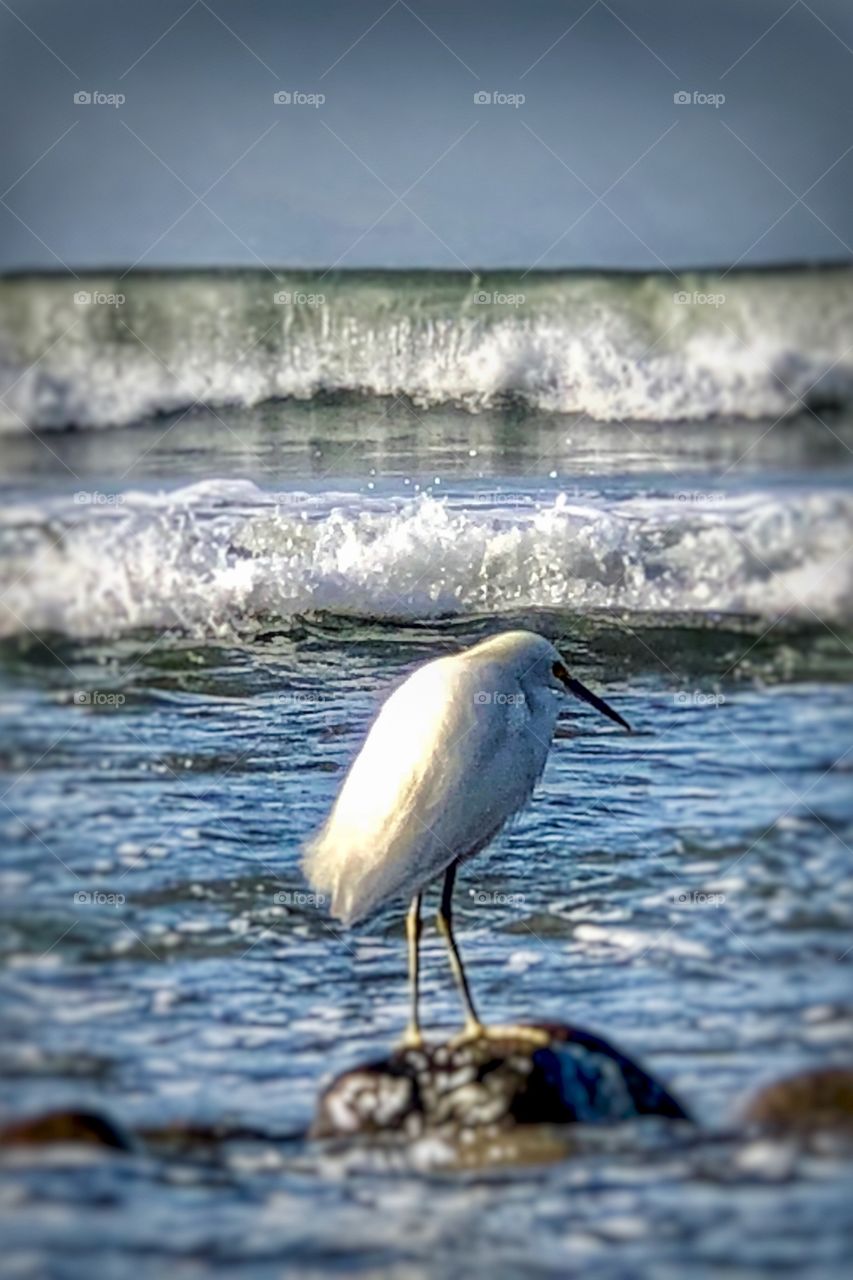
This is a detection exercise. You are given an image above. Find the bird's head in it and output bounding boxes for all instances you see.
[547,651,631,731]
[475,631,631,732]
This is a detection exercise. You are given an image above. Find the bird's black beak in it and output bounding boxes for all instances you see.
[553,661,631,732]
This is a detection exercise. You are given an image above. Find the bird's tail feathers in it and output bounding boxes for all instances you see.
[302,826,409,926]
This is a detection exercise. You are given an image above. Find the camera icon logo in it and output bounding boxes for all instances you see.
[74,290,92,305]
[74,91,92,105]
[473,91,491,105]
[474,691,491,704]
[673,90,691,105]
[273,91,291,105]
[473,290,491,305]
[274,291,291,304]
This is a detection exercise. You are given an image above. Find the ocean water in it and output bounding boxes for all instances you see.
[2,266,853,430]
[1,269,853,1278]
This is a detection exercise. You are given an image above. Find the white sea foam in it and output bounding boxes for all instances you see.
[1,480,850,639]
[1,268,851,429]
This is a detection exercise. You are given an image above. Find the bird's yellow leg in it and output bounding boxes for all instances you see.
[398,893,424,1050]
[436,863,485,1041]
[439,868,550,1048]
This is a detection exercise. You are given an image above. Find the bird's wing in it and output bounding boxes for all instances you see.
[303,655,540,922]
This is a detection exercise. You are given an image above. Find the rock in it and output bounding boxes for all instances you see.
[312,1022,689,1142]
[0,1026,691,1170]
[742,1066,853,1139]
[0,1109,134,1151]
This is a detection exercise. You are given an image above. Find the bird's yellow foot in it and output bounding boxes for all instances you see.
[449,1022,551,1048]
[398,1026,425,1051]
[485,1024,551,1046]
[447,1018,487,1048]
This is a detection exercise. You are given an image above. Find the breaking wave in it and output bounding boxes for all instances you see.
[1,480,851,639]
[1,267,852,430]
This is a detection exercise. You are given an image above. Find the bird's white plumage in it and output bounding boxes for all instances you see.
[303,631,566,923]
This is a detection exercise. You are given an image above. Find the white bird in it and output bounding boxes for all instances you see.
[303,630,630,1046]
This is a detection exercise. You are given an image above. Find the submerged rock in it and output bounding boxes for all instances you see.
[312,1022,689,1142]
[0,1109,134,1151]
[743,1066,853,1139]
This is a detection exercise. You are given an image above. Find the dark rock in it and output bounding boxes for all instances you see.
[743,1066,853,1138]
[312,1022,689,1141]
[0,1109,134,1151]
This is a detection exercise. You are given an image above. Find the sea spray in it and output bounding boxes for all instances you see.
[2,480,851,639]
[1,267,851,430]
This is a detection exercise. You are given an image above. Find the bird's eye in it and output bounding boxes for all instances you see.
[552,660,570,688]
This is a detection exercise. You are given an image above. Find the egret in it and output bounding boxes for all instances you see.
[303,630,631,1046]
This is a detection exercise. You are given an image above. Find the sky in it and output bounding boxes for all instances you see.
[0,0,852,272]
